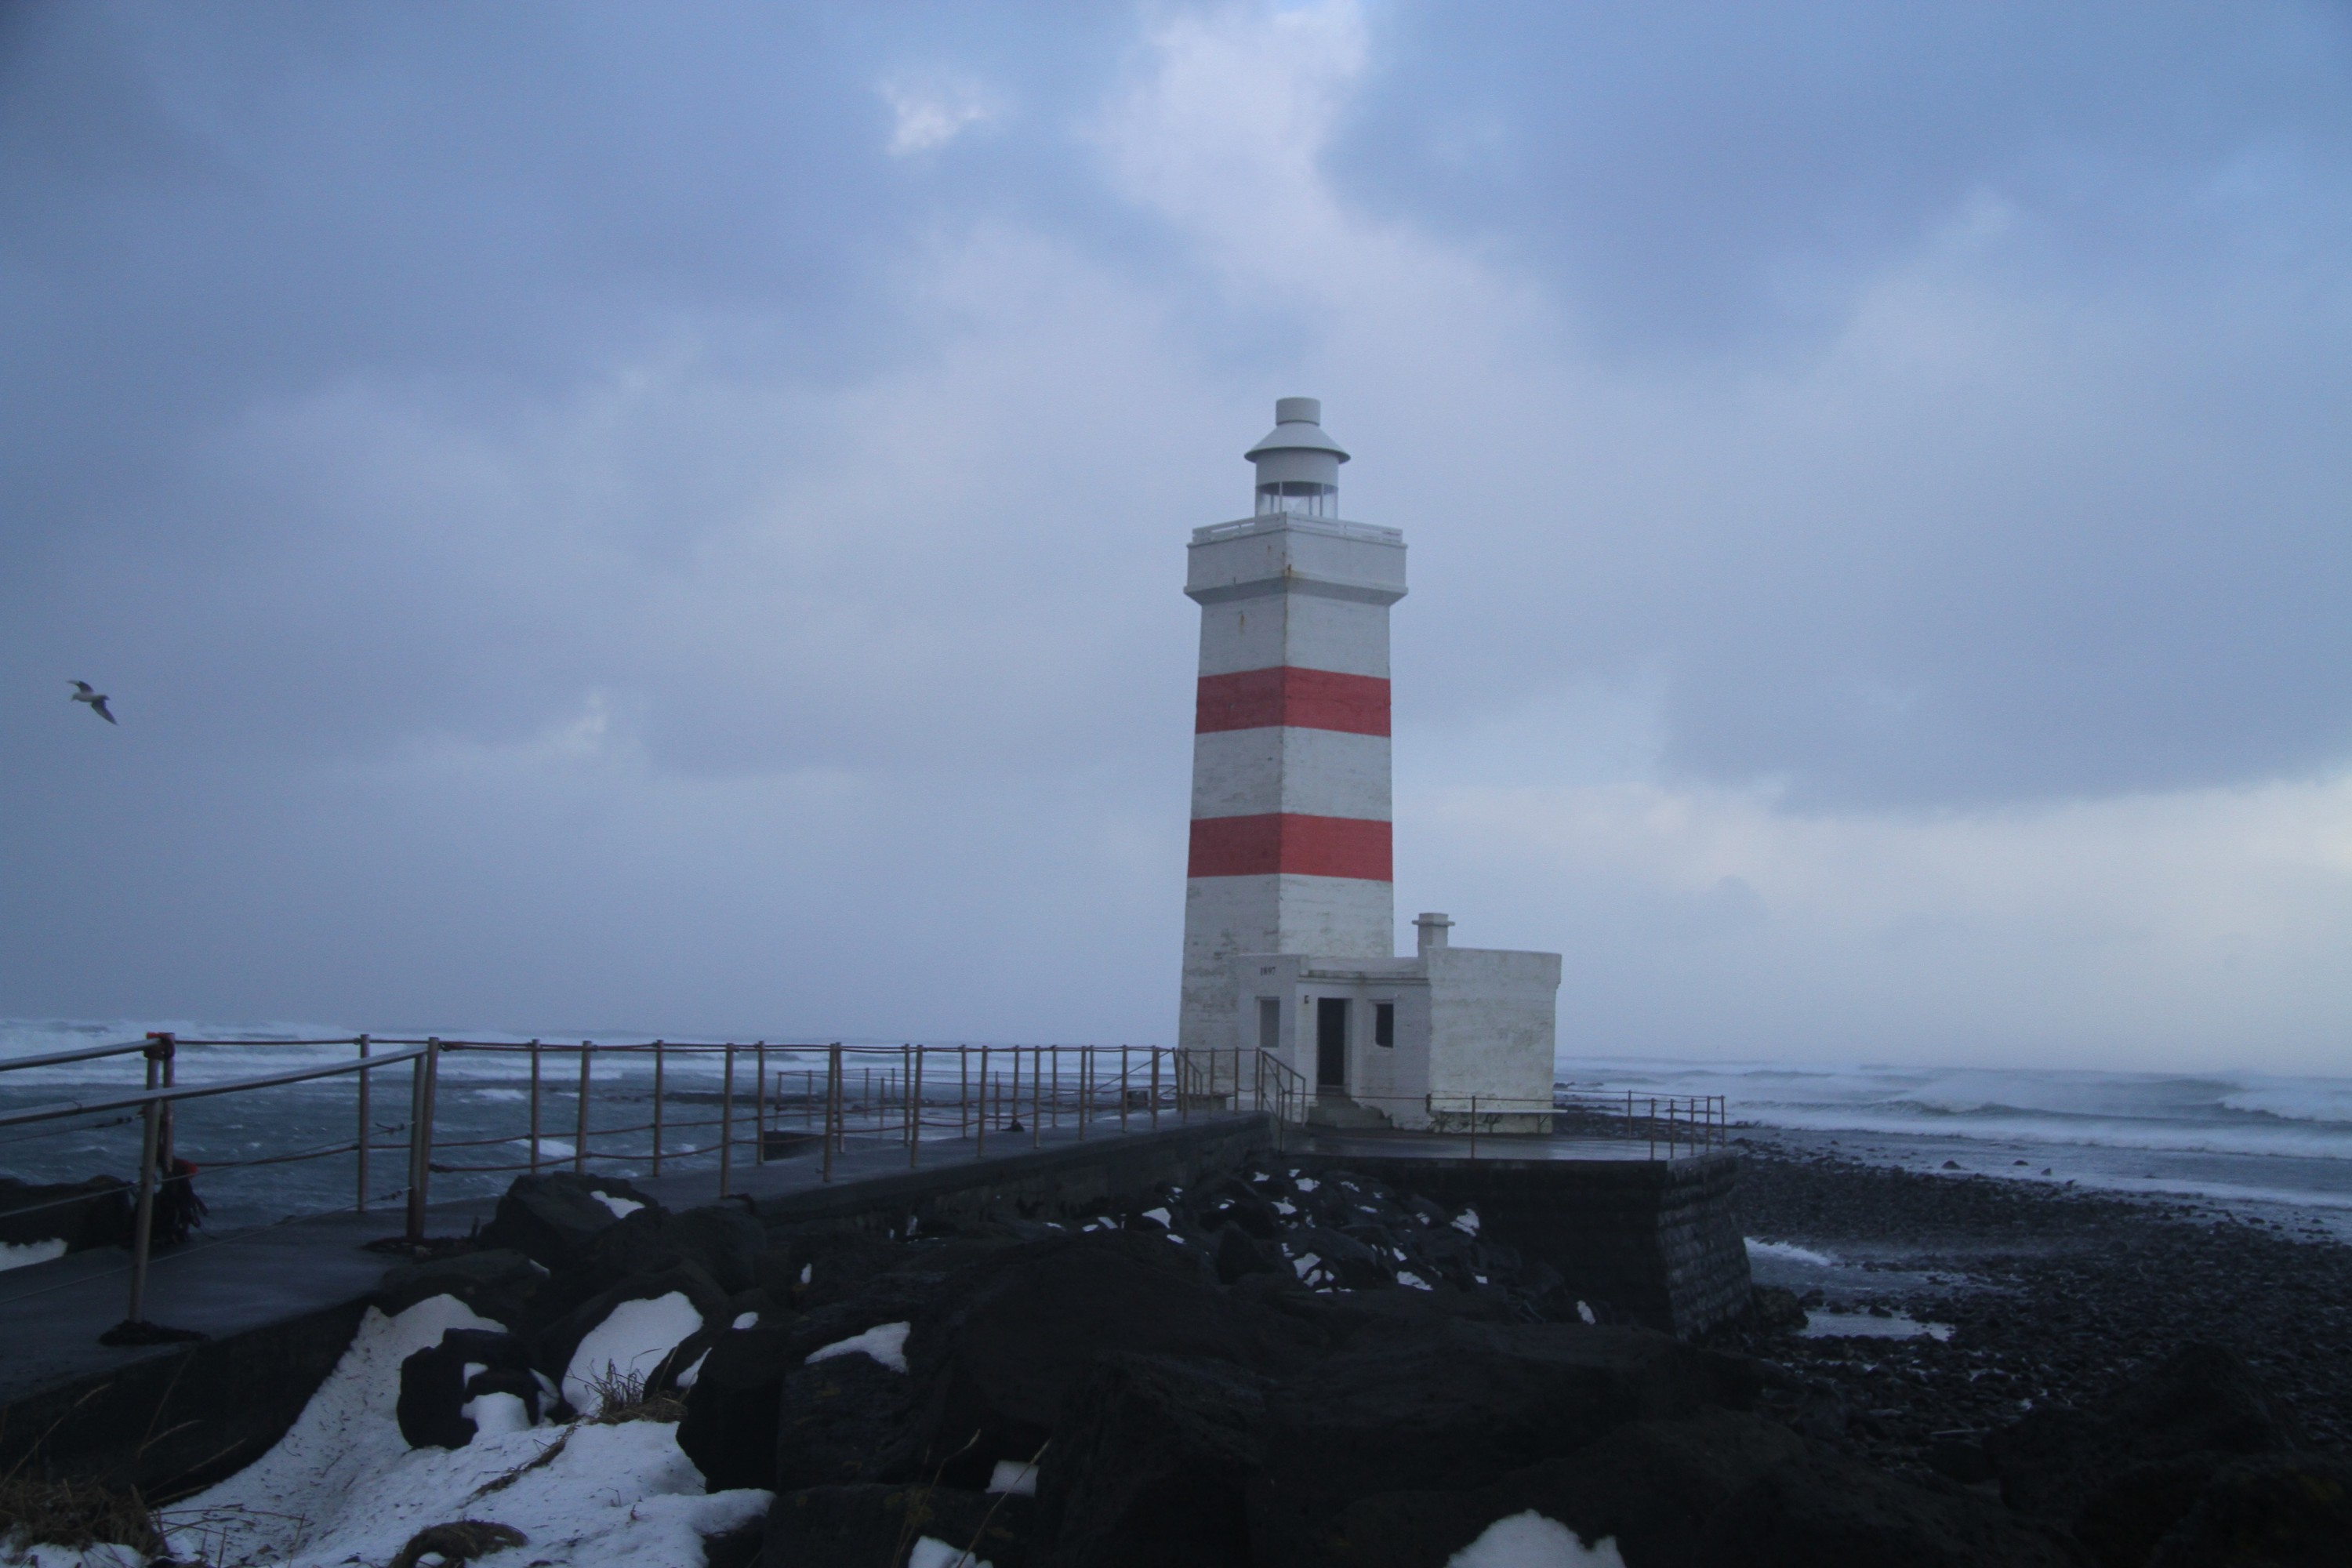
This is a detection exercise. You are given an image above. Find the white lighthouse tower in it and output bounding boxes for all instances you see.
[1178,399,1562,1131]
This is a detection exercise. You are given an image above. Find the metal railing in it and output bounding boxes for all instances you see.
[0,1035,1226,1336]
[0,1033,433,1338]
[1301,1086,1732,1160]
[1173,1047,1310,1133]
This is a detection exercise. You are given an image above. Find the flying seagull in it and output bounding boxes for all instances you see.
[69,681,117,724]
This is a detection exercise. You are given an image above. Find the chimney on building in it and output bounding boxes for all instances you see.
[1415,912,1454,955]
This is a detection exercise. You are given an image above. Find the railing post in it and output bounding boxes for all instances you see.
[405,1044,431,1243]
[1076,1047,1088,1142]
[355,1034,371,1212]
[529,1040,543,1176]
[1178,1049,1189,1123]
[652,1039,666,1178]
[1119,1046,1129,1133]
[1032,1046,1042,1147]
[909,1046,924,1170]
[1009,1048,1021,1134]
[720,1043,736,1198]
[574,1041,593,1175]
[755,1042,768,1165]
[1469,1094,1479,1161]
[124,1039,168,1324]
[975,1046,988,1156]
[822,1044,840,1183]
[1150,1049,1160,1130]
[960,1046,970,1141]
[1647,1097,1657,1160]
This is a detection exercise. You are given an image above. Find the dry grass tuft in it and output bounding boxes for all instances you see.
[0,1475,165,1557]
[579,1366,684,1425]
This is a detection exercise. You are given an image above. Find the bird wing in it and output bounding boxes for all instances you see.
[71,680,93,696]
[92,697,116,724]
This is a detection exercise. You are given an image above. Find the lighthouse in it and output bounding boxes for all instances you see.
[1178,399,1561,1131]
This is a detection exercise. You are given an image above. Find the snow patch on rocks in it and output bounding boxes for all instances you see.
[1446,1510,1625,1566]
[808,1320,912,1374]
[562,1291,703,1412]
[165,1294,768,1568]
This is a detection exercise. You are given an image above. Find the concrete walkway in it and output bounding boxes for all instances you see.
[0,1112,1258,1414]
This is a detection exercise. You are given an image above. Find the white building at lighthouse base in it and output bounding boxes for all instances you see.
[1224,913,1559,1133]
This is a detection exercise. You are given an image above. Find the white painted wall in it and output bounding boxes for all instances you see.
[1425,946,1561,1131]
[1189,728,1393,821]
[1193,589,1398,678]
[1180,874,1396,1053]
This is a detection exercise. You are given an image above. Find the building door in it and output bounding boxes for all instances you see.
[1258,998,1281,1054]
[1316,997,1349,1088]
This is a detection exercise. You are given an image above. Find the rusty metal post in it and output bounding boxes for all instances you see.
[574,1042,593,1174]
[355,1034,371,1211]
[822,1044,841,1182]
[404,1045,431,1242]
[652,1039,666,1178]
[124,1039,170,1324]
[720,1043,736,1198]
[909,1046,924,1170]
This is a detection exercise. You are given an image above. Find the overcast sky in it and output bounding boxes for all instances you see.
[5,2,2349,1071]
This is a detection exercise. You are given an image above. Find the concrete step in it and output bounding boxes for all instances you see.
[1307,1094,1393,1131]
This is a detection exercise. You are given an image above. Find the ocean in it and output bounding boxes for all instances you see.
[1555,1054,2352,1241]
[5,1018,2351,1243]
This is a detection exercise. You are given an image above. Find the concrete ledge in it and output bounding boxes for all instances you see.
[741,1113,1279,1232]
[1300,1149,1751,1336]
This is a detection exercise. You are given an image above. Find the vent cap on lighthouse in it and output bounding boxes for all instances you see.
[1246,397,1349,517]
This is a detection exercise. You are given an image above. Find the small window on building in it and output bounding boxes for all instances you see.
[1374,1001,1396,1047]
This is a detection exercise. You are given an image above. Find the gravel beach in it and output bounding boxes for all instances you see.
[1718,1134,2352,1482]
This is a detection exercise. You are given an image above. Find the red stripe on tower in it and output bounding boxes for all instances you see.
[1195,666,1390,735]
[1187,813,1393,880]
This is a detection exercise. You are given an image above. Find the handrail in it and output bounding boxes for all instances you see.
[0,1038,156,1073]
[0,1047,427,1129]
[2,1035,1226,1340]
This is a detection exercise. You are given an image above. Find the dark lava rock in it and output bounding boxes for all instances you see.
[1989,1341,2298,1564]
[1214,1225,1279,1285]
[1311,1406,2070,1567]
[2146,1453,2352,1566]
[477,1172,659,1270]
[775,1352,924,1491]
[909,1230,1319,1488]
[396,1327,539,1449]
[0,1174,132,1252]
[1035,1352,1268,1568]
[581,1203,767,1295]
[1249,1319,1751,1561]
[1286,1226,1388,1291]
[1748,1286,1808,1334]
[376,1250,544,1330]
[760,1484,1033,1568]
[677,1326,798,1492]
